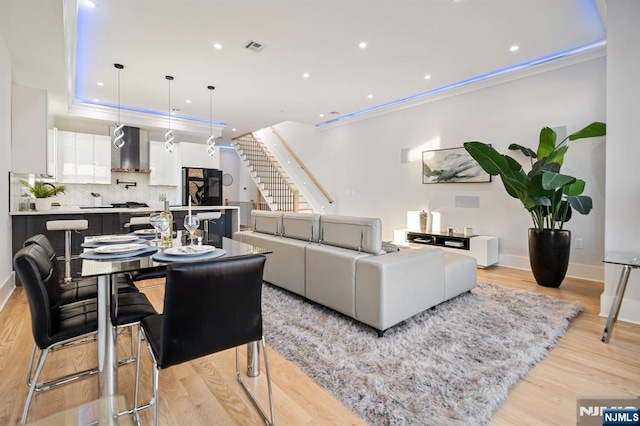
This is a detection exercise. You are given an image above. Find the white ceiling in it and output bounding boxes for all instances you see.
[0,0,605,143]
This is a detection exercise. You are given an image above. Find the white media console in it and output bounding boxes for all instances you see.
[393,229,499,268]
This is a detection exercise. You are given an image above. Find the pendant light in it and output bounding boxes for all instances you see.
[113,63,125,149]
[206,85,216,156]
[164,75,174,153]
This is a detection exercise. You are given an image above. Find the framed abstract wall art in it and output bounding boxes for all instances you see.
[422,147,491,184]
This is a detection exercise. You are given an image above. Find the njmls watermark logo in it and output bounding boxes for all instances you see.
[578,397,640,426]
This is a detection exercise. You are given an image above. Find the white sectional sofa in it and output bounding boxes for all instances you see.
[234,211,477,336]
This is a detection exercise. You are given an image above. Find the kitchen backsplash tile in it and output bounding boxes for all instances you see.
[34,172,179,208]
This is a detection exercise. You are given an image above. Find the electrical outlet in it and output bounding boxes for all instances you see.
[574,238,584,249]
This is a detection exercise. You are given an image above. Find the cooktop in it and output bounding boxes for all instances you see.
[79,201,149,209]
[111,202,149,208]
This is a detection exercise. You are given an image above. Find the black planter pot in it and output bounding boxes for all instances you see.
[528,228,571,288]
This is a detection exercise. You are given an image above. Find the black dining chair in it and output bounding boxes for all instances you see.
[133,254,274,426]
[24,234,139,305]
[13,244,158,425]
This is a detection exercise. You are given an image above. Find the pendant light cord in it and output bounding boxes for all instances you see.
[113,63,125,149]
[207,85,216,156]
[165,75,174,152]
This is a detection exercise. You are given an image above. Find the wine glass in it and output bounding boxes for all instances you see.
[149,213,169,246]
[183,215,200,245]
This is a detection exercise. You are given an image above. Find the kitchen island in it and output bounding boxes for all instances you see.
[10,205,239,284]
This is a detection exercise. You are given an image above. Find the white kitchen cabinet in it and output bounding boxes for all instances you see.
[149,140,180,186]
[179,141,220,169]
[75,132,94,183]
[93,135,112,184]
[57,131,112,184]
[11,85,54,175]
[58,130,77,183]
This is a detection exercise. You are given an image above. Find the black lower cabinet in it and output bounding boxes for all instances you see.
[12,209,233,285]
[12,213,113,285]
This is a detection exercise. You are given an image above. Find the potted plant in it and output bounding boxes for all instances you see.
[463,122,606,287]
[18,179,66,211]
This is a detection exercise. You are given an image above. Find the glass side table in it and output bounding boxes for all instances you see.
[602,252,640,343]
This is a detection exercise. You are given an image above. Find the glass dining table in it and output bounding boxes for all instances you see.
[80,232,270,421]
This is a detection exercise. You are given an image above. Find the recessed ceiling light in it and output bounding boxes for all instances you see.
[213,43,222,49]
[424,74,432,80]
[510,45,519,52]
[319,113,324,117]
[96,81,104,86]
[367,94,373,99]
[83,0,98,8]
[93,98,99,102]
[232,128,236,131]
[303,72,310,79]
[359,42,367,49]
[185,99,191,104]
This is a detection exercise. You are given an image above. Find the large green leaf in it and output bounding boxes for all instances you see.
[537,127,556,159]
[568,122,606,140]
[463,142,509,175]
[508,143,537,158]
[542,172,576,190]
[555,200,573,223]
[545,145,568,167]
[534,196,551,207]
[529,158,560,179]
[564,179,585,196]
[500,156,529,200]
[568,195,593,215]
[522,174,551,210]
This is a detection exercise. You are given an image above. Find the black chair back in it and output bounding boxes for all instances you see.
[13,244,63,349]
[158,254,266,369]
[24,234,62,282]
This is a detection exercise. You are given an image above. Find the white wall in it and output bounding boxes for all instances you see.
[603,0,640,324]
[219,147,240,203]
[0,36,15,310]
[273,56,607,282]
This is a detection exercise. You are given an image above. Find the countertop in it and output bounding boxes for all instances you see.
[9,205,238,216]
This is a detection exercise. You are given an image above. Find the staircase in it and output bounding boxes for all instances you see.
[232,133,313,212]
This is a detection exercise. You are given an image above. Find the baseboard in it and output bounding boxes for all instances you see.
[498,254,604,282]
[0,272,16,312]
[600,294,640,325]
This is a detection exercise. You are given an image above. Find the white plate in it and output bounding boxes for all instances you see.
[92,235,139,244]
[93,243,148,254]
[134,229,157,235]
[164,245,216,256]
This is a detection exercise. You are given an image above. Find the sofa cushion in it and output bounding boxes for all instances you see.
[251,210,283,236]
[305,244,371,318]
[320,215,384,255]
[234,231,307,297]
[355,246,445,331]
[444,252,477,299]
[283,212,321,242]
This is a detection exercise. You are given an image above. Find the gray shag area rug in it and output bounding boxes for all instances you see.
[261,282,583,426]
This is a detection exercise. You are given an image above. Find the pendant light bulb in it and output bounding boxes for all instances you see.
[113,63,125,149]
[207,85,216,157]
[165,75,174,153]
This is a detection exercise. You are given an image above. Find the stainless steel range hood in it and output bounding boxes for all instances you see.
[111,126,151,173]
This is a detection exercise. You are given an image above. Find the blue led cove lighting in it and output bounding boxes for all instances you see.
[315,40,606,127]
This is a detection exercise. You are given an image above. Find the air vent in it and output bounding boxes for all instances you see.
[245,40,265,52]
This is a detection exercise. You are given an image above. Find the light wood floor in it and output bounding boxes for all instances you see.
[0,267,638,425]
